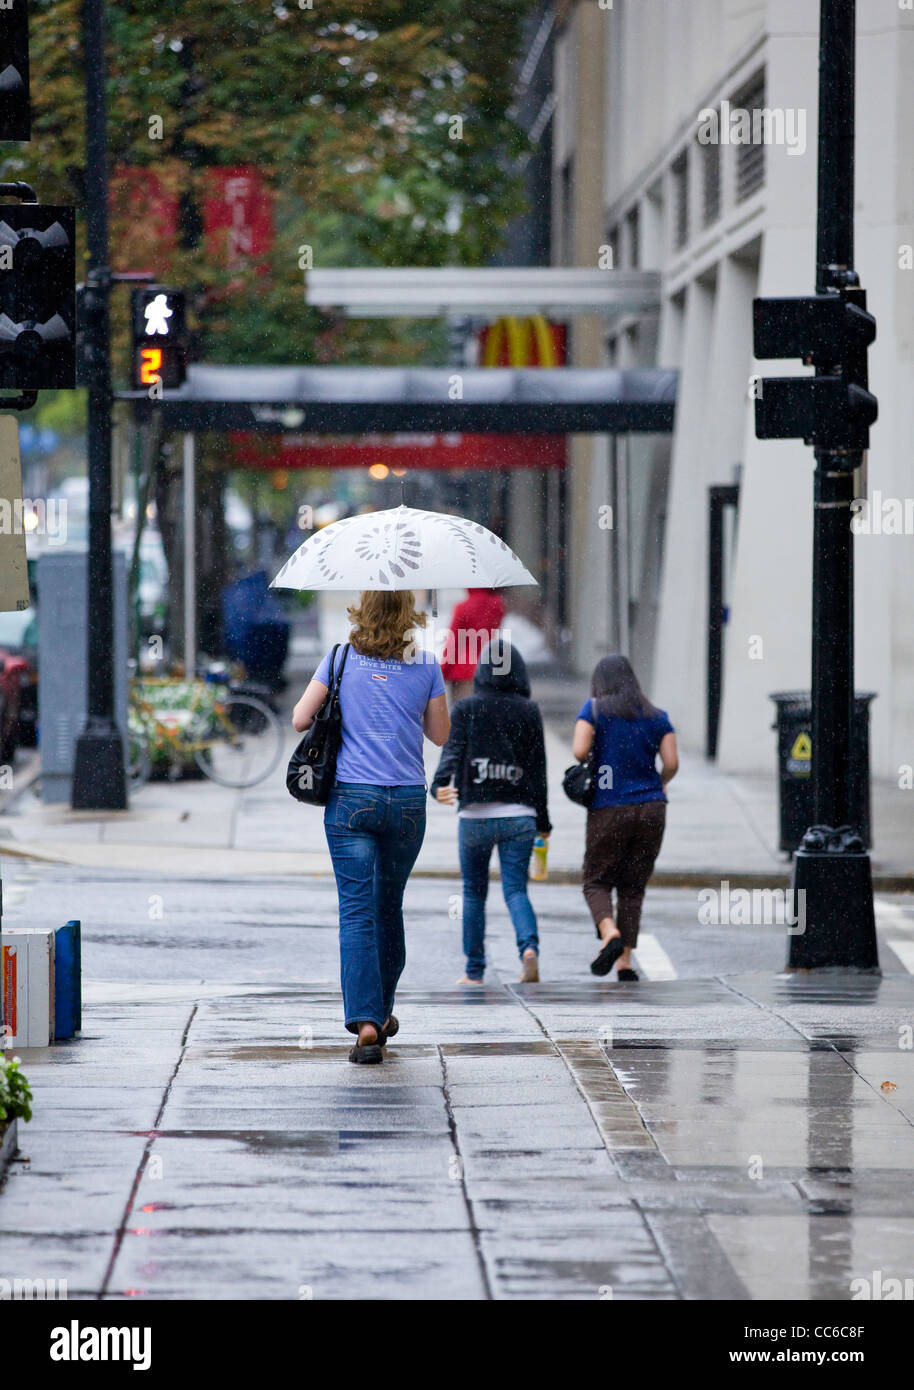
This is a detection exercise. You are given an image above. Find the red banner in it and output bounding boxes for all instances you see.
[203,167,274,271]
[227,432,566,471]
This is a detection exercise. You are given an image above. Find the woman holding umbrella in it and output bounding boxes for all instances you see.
[275,504,538,1061]
[293,590,450,1064]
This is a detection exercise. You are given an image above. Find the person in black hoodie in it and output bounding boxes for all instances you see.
[430,637,551,984]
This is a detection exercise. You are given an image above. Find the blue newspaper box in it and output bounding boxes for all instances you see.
[54,919,81,1039]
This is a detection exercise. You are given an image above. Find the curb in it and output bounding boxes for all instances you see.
[0,1118,18,1183]
[0,840,911,892]
[517,868,914,892]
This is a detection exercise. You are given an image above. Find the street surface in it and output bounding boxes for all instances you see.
[2,862,914,1300]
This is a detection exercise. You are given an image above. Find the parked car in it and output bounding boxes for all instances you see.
[0,606,38,752]
[0,650,26,761]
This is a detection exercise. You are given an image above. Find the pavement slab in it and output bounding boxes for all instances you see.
[3,864,914,1300]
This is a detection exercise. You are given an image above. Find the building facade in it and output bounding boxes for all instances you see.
[551,0,914,780]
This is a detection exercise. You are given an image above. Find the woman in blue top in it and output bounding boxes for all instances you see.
[293,590,450,1063]
[572,654,678,980]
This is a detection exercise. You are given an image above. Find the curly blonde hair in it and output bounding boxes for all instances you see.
[347,590,427,660]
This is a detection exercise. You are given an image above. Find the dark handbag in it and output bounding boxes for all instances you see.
[286,643,349,805]
[563,698,598,807]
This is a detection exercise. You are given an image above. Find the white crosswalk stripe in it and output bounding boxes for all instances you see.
[875,898,914,973]
[633,931,678,980]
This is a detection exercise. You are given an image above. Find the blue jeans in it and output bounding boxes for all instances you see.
[324,782,427,1033]
[458,815,538,979]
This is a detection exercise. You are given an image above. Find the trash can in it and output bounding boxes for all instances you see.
[769,691,875,853]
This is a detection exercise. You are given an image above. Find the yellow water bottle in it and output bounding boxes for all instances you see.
[531,835,548,882]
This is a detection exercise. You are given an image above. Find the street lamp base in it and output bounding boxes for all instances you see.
[71,724,128,811]
[787,825,879,971]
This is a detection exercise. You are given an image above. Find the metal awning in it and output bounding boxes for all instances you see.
[131,364,677,434]
[305,267,662,319]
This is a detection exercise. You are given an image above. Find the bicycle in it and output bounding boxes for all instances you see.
[128,675,285,790]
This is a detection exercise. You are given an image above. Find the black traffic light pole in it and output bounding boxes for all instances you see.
[811,0,855,832]
[789,0,878,969]
[71,0,126,809]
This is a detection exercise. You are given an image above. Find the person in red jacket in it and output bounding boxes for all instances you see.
[440,587,506,701]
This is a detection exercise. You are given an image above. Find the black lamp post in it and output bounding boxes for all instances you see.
[789,0,878,969]
[71,0,126,810]
[753,0,878,969]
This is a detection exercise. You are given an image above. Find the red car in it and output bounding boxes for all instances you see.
[0,606,38,761]
[0,649,26,762]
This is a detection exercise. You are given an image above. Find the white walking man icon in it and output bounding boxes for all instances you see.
[143,293,173,336]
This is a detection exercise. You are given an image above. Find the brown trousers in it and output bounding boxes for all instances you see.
[582,800,666,948]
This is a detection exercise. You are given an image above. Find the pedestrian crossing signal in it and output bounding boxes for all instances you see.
[752,292,877,450]
[130,285,187,390]
[0,0,30,142]
[0,204,75,388]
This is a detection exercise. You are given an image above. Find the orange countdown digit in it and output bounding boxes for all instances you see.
[139,346,163,385]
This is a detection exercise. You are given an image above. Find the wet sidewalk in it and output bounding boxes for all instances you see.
[4,953,914,1299]
[3,719,912,887]
[2,821,914,1302]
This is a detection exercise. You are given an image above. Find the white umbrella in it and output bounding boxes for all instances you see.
[270,504,537,596]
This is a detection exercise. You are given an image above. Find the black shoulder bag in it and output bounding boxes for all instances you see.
[286,643,350,805]
[562,698,598,808]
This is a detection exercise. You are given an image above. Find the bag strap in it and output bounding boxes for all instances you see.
[334,642,350,689]
[325,643,350,705]
[325,643,340,692]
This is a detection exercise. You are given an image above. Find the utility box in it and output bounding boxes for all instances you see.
[2,928,55,1048]
[37,550,128,803]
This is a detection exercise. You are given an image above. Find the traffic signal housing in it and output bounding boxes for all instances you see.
[753,291,877,450]
[0,204,76,388]
[130,286,187,390]
[0,0,30,142]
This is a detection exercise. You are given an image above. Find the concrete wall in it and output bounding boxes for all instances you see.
[565,0,913,778]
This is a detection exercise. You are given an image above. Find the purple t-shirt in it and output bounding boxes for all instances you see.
[314,646,445,786]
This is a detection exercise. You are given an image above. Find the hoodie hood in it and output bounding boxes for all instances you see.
[473,640,530,697]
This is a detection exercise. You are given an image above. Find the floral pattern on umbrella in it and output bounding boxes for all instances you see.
[271,505,535,592]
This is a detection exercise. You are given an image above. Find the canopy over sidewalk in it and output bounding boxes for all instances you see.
[129,364,678,434]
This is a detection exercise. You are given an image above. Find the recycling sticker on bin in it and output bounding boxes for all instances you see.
[787,731,812,777]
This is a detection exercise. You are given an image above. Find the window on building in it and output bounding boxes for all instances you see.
[606,223,620,271]
[671,151,689,250]
[734,70,766,203]
[626,205,640,268]
[560,156,575,265]
[699,124,721,226]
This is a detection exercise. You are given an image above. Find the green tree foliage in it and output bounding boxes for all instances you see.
[15,0,535,367]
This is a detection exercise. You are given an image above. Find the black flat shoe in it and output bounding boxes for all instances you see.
[617,968,639,982]
[380,1015,399,1046]
[591,936,624,977]
[348,1041,383,1064]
